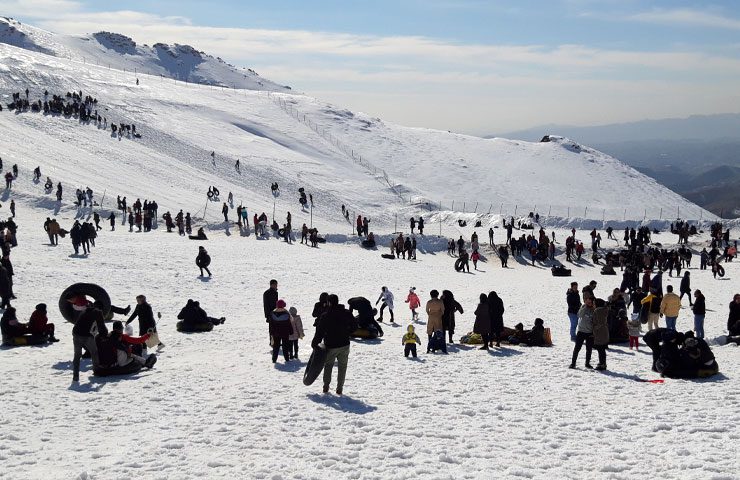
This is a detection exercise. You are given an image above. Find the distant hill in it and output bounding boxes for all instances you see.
[492,117,740,218]
[495,113,740,144]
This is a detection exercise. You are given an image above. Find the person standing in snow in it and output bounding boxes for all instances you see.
[222,203,229,223]
[269,299,294,363]
[442,290,463,344]
[263,279,279,324]
[405,287,420,321]
[288,306,304,360]
[418,217,424,235]
[402,325,422,358]
[410,217,416,234]
[566,282,581,342]
[570,296,595,369]
[9,200,15,218]
[107,212,115,231]
[473,293,492,350]
[376,286,395,323]
[70,297,107,382]
[488,291,505,348]
[592,298,609,370]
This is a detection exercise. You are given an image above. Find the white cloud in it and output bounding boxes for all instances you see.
[4,4,740,133]
[628,8,740,30]
[0,0,82,18]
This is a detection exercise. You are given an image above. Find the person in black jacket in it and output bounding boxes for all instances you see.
[196,246,211,277]
[566,282,581,341]
[125,295,163,350]
[488,291,505,347]
[441,290,463,343]
[263,279,278,323]
[177,299,225,327]
[643,327,669,372]
[692,290,706,339]
[728,294,740,338]
[311,292,329,327]
[70,296,107,382]
[312,294,354,395]
[679,272,692,306]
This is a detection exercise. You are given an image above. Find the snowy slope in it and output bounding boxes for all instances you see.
[0,17,717,224]
[0,17,291,91]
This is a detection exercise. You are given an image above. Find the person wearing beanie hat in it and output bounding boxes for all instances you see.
[269,299,294,363]
[287,306,305,360]
[28,303,58,342]
[71,297,107,382]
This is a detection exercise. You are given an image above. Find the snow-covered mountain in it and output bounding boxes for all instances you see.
[0,18,716,229]
[0,17,291,91]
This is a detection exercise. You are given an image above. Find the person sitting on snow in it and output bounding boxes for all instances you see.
[107,321,157,369]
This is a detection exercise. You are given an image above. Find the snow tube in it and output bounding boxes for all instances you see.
[600,267,617,275]
[551,267,572,277]
[2,334,49,346]
[716,265,725,278]
[207,191,215,199]
[381,253,396,260]
[454,258,465,271]
[278,228,285,237]
[93,361,143,377]
[350,328,379,339]
[316,237,326,244]
[58,283,111,323]
[303,346,328,386]
[361,239,376,249]
[176,321,214,333]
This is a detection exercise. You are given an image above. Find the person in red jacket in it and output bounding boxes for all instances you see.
[28,303,59,342]
[108,321,156,369]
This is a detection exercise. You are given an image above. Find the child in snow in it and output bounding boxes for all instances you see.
[402,325,421,358]
[288,306,304,360]
[405,287,420,321]
[627,312,641,350]
[471,250,480,270]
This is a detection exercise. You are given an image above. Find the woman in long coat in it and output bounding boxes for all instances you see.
[488,291,505,347]
[442,290,463,343]
[473,293,491,350]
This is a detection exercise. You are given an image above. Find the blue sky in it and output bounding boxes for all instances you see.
[4,0,740,134]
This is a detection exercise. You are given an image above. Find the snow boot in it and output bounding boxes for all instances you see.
[144,354,157,369]
[585,363,594,369]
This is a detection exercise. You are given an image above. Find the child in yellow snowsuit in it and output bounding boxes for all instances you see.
[402,324,421,358]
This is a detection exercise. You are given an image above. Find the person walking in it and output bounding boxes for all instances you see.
[376,286,395,323]
[196,246,212,277]
[680,272,693,306]
[488,291,505,347]
[592,298,609,370]
[311,294,352,395]
[570,296,595,369]
[125,294,163,349]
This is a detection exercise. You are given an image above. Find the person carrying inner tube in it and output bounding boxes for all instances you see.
[70,296,107,382]
[311,294,353,395]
